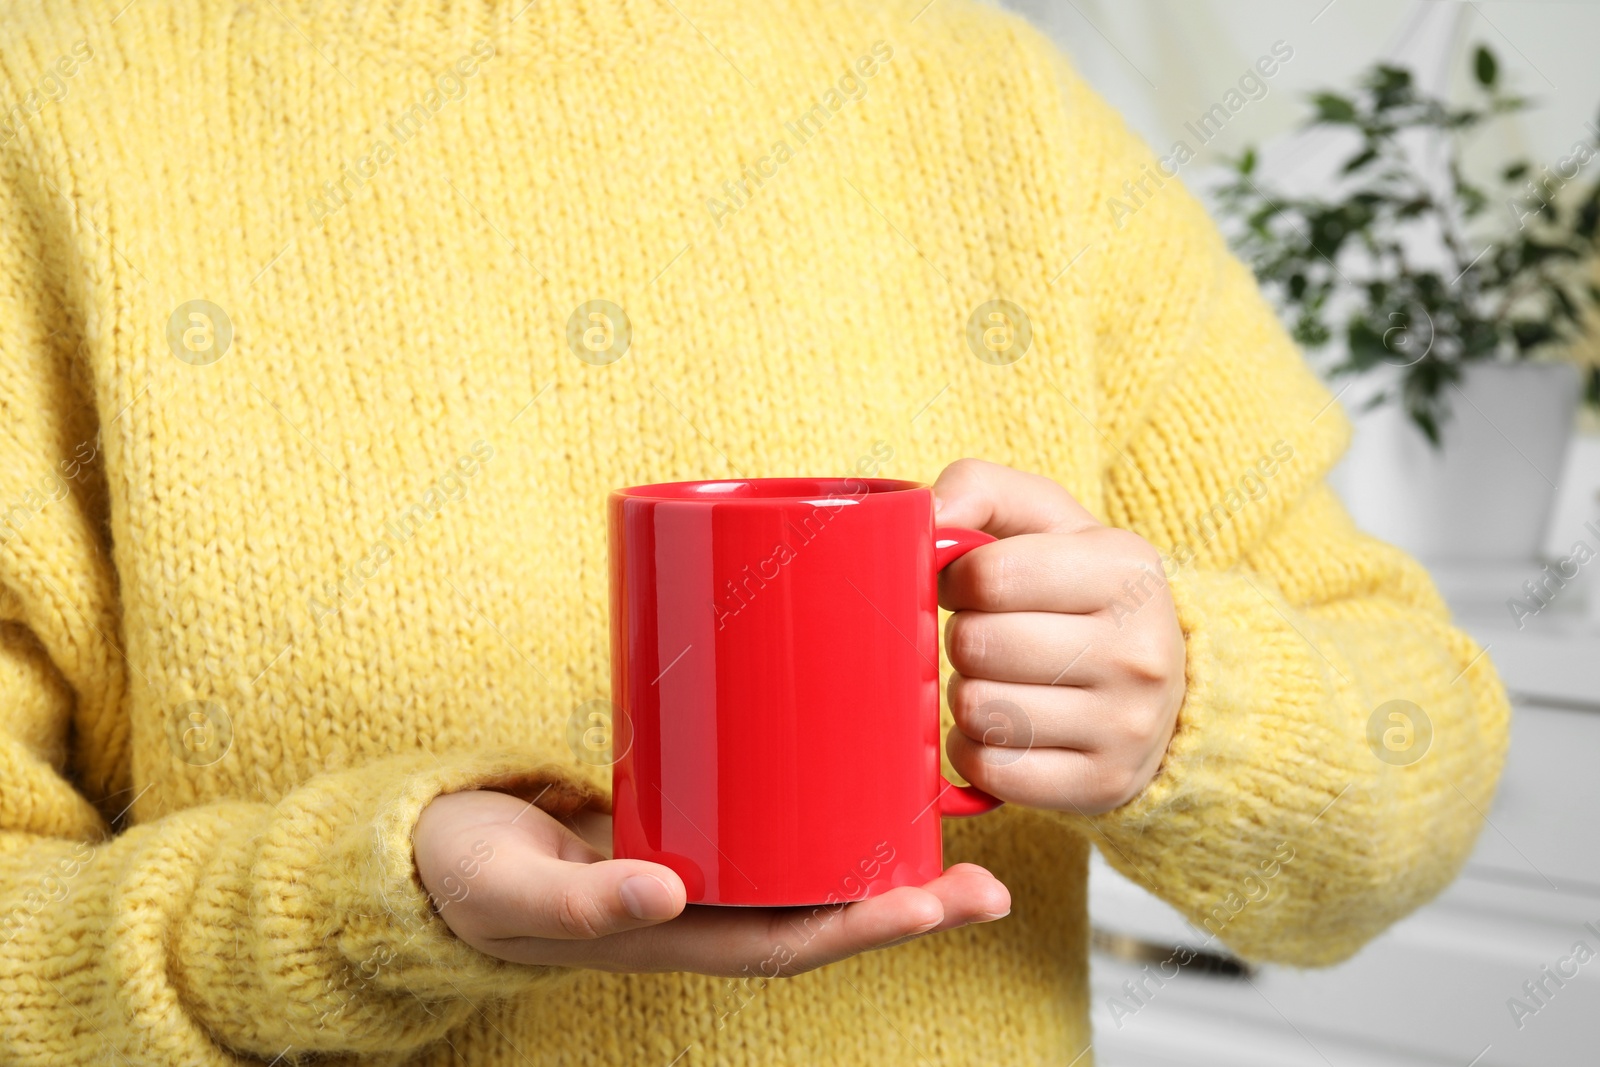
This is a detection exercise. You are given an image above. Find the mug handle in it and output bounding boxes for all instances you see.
[933,527,1006,817]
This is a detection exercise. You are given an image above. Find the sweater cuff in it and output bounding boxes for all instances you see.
[318,749,606,1005]
[181,748,605,1055]
[1084,563,1350,842]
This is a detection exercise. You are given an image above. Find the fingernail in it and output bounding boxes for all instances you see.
[975,908,1010,922]
[934,496,945,513]
[620,875,670,920]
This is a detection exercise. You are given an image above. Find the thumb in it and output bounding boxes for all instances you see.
[459,819,689,940]
[418,792,689,942]
[932,458,1097,537]
[513,850,689,940]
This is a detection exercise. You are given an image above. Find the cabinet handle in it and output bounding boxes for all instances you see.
[1091,927,1255,979]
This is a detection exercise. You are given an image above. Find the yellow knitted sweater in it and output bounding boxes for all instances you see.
[0,0,1509,1063]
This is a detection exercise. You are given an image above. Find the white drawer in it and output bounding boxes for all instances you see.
[1089,866,1600,1067]
[1472,702,1600,892]
[1087,698,1600,1066]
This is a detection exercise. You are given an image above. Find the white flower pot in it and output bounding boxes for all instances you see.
[1327,361,1581,564]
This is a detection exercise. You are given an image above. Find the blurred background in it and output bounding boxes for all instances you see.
[994,1,1600,1064]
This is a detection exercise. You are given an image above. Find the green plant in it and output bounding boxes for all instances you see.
[1217,44,1600,445]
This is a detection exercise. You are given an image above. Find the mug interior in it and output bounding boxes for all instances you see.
[613,477,924,502]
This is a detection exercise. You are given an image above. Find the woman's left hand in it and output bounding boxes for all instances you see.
[932,459,1187,815]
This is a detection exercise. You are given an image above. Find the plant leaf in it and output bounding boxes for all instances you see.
[1369,65,1413,110]
[1474,45,1498,89]
[1412,406,1442,448]
[1512,319,1557,351]
[1312,92,1358,124]
[1576,192,1600,240]
[1342,147,1379,174]
[1552,285,1580,323]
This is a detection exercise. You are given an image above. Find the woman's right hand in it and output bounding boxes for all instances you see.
[413,789,1011,978]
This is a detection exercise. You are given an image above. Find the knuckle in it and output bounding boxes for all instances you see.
[1117,525,1161,559]
[949,676,1012,739]
[1116,708,1162,751]
[945,724,972,766]
[965,548,1010,609]
[946,672,975,723]
[935,458,988,503]
[1120,630,1171,683]
[980,699,1034,751]
[944,457,990,483]
[1084,760,1139,812]
[1120,633,1171,684]
[945,613,990,673]
[948,730,995,787]
[554,889,607,939]
[1103,527,1163,573]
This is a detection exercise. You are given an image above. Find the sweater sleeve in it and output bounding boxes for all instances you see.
[2,748,603,1062]
[1045,59,1511,966]
[0,140,602,1063]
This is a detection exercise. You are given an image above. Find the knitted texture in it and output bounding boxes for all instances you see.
[0,0,1509,1063]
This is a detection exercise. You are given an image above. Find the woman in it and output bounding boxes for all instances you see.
[0,0,1507,1063]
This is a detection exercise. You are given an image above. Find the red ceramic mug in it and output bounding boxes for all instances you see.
[607,476,1004,907]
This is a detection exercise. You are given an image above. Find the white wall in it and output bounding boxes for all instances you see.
[999,0,1600,190]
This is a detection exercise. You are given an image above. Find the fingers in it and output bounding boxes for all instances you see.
[772,864,1009,973]
[945,726,1158,814]
[946,605,1179,691]
[939,528,1166,614]
[873,864,1012,947]
[947,673,1101,750]
[932,458,1099,538]
[944,609,1103,685]
[558,863,1010,978]
[419,791,1012,978]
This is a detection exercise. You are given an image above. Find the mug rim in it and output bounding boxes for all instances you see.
[611,477,926,503]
